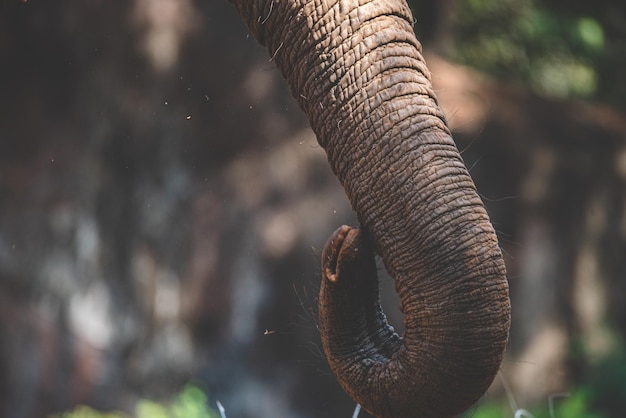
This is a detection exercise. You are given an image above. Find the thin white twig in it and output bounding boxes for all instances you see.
[216,400,227,418]
[514,409,535,418]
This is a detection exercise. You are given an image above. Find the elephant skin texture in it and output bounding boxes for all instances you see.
[228,0,511,417]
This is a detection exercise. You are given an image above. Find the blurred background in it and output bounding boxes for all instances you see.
[1,0,625,417]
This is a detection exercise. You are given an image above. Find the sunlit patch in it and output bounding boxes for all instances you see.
[133,0,200,72]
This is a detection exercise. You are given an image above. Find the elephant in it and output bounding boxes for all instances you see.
[227,0,511,417]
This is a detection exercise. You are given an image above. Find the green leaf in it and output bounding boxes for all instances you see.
[576,18,605,52]
[136,400,170,418]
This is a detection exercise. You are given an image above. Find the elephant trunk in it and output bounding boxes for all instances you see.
[229,0,511,417]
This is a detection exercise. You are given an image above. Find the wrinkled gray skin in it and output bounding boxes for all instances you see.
[228,1,511,417]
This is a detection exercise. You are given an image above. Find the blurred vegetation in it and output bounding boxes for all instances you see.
[50,347,626,418]
[465,344,626,418]
[411,0,626,107]
[51,349,626,418]
[50,385,221,418]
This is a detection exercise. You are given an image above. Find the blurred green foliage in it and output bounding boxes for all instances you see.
[50,385,221,418]
[550,389,606,418]
[465,345,626,418]
[453,0,604,99]
[51,407,127,418]
[410,0,626,107]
